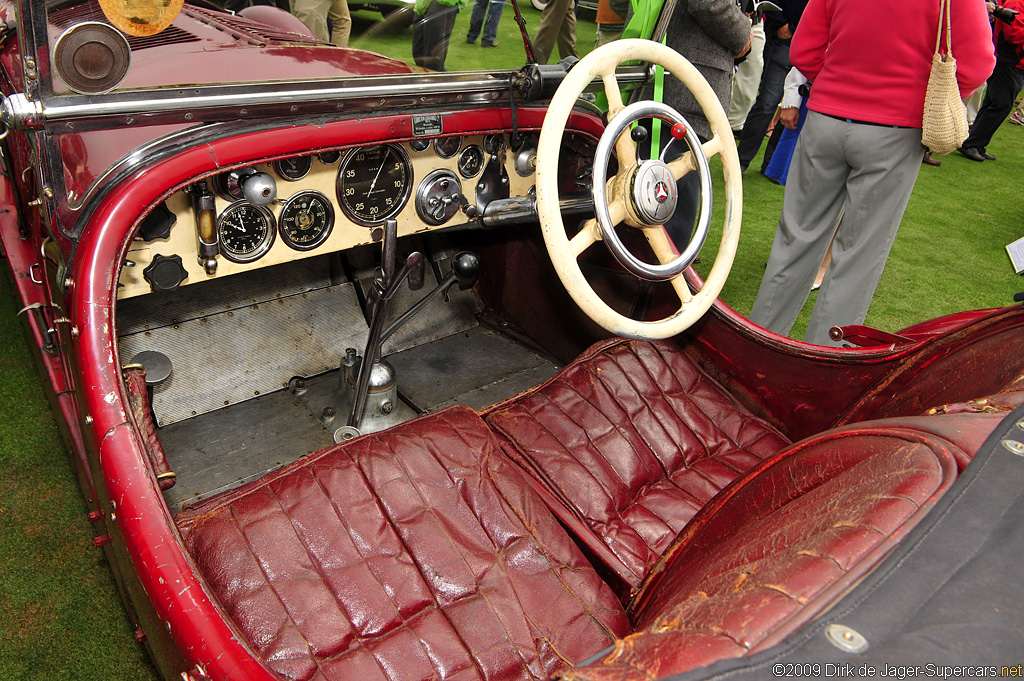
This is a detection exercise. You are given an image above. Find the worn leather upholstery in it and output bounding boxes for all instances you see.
[485,338,790,587]
[176,406,629,681]
[557,425,958,681]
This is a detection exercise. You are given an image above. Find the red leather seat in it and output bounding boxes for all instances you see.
[485,338,790,587]
[176,406,629,681]
[557,423,958,681]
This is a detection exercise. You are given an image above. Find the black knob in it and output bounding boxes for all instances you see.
[143,254,188,293]
[137,202,176,241]
[452,251,479,290]
[631,126,649,144]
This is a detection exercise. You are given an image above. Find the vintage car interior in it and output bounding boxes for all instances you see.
[2,0,1023,679]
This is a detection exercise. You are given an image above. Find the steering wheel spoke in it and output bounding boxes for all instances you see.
[571,220,601,257]
[666,136,724,181]
[642,226,693,303]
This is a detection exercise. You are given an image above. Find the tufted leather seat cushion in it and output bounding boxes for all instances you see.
[176,406,629,681]
[557,425,958,681]
[485,338,791,587]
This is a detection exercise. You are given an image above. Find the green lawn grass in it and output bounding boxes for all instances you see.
[1,62,1022,679]
[349,3,600,70]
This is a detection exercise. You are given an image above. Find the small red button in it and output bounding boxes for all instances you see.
[670,123,688,140]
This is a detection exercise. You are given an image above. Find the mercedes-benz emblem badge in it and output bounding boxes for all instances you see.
[654,181,670,204]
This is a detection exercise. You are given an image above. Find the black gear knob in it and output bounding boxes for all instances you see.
[452,251,479,290]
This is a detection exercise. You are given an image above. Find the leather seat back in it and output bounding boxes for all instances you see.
[559,423,959,681]
[486,339,790,588]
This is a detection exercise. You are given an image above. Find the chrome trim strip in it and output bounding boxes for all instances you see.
[2,65,650,133]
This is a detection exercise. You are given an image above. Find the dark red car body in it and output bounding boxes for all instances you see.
[2,1,1023,680]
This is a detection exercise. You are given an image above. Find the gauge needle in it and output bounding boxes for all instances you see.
[368,147,391,195]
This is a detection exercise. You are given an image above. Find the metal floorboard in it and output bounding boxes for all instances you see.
[160,326,561,512]
[389,326,561,412]
[161,389,335,512]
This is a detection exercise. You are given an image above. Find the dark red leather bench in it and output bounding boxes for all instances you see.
[484,338,791,588]
[174,339,985,681]
[177,406,629,681]
[558,423,958,681]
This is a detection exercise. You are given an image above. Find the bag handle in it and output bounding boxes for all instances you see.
[935,0,953,57]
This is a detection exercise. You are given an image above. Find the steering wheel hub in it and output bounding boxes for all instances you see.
[632,160,678,225]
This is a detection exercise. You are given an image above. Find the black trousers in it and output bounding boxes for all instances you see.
[962,57,1024,152]
[412,1,458,71]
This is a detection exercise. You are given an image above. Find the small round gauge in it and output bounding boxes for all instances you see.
[318,150,342,165]
[337,144,412,226]
[434,135,462,158]
[217,202,276,263]
[457,145,485,179]
[483,133,506,154]
[279,191,334,251]
[409,138,431,152]
[273,156,313,181]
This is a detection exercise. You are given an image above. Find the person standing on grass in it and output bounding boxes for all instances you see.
[748,0,994,346]
[958,0,1024,162]
[466,0,505,48]
[293,0,352,46]
[413,0,466,70]
[640,0,751,250]
[532,0,578,64]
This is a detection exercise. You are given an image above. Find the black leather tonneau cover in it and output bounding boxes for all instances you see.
[675,404,1024,677]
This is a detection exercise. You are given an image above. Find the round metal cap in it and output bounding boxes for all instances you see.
[130,350,173,385]
[53,22,131,95]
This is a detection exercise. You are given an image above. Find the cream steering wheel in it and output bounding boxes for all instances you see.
[535,39,742,340]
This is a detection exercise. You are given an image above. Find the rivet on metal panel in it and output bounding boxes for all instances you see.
[824,623,868,654]
[1002,439,1024,457]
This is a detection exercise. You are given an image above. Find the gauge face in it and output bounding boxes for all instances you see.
[318,150,342,165]
[458,145,484,179]
[273,156,313,181]
[483,133,506,155]
[279,191,334,251]
[409,138,431,152]
[337,144,411,226]
[217,202,276,263]
[434,136,462,158]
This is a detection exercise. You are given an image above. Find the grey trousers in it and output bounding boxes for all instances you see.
[749,111,925,346]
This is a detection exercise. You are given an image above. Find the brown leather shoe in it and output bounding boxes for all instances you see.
[922,151,942,166]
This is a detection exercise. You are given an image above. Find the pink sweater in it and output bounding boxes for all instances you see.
[791,0,996,128]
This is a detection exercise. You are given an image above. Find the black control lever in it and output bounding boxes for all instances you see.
[379,251,480,345]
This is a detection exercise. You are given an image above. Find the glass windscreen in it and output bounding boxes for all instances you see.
[39,0,619,96]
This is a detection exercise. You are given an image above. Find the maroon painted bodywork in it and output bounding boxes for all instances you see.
[3,1,1024,679]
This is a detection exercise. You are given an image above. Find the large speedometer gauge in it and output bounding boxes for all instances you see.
[337,144,411,226]
[217,202,276,263]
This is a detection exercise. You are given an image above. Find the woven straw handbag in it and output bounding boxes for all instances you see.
[921,0,969,155]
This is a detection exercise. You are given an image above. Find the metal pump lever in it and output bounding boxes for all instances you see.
[379,251,479,345]
[348,220,421,429]
[346,220,480,430]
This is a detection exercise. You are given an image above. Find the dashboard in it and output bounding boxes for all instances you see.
[117,131,540,299]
